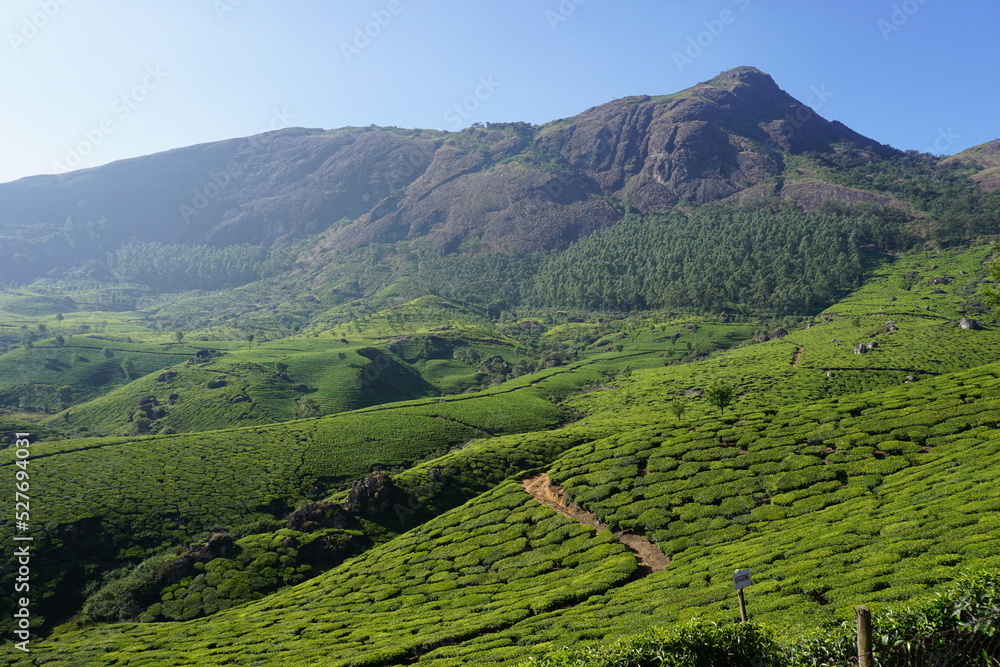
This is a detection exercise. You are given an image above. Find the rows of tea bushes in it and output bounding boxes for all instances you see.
[822,243,991,320]
[573,312,1000,425]
[3,245,998,663]
[389,425,612,518]
[518,570,1000,666]
[0,376,568,634]
[43,343,421,436]
[412,362,1000,663]
[14,355,1000,665]
[13,482,637,666]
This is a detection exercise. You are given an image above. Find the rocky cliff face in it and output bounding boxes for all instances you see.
[534,66,892,212]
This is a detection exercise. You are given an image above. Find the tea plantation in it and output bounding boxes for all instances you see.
[3,244,1000,665]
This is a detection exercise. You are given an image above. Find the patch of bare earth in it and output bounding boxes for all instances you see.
[519,473,669,573]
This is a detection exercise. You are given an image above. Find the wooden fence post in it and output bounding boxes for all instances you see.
[856,605,872,667]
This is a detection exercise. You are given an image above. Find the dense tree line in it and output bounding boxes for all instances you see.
[413,251,545,315]
[523,206,907,314]
[106,242,267,292]
[330,203,912,316]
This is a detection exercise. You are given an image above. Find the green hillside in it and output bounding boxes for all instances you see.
[0,336,202,416]
[9,333,1000,665]
[3,243,1000,666]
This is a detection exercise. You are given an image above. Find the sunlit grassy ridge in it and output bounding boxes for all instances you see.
[39,339,432,435]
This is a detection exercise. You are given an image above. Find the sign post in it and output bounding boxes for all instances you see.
[733,568,752,622]
[856,605,873,667]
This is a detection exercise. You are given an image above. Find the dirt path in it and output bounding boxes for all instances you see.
[793,346,804,367]
[519,473,670,573]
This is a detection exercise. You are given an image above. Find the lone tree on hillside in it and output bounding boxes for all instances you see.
[668,399,686,421]
[56,385,72,410]
[705,381,736,415]
[296,398,319,419]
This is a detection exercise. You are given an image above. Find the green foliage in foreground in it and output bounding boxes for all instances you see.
[12,357,1000,665]
[521,571,1000,667]
[520,622,782,667]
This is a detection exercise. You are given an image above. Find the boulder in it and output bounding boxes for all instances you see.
[287,501,352,532]
[343,471,398,516]
[959,317,981,330]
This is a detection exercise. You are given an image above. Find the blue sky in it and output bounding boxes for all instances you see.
[1,0,997,184]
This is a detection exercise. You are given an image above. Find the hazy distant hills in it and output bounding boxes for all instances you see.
[0,66,931,282]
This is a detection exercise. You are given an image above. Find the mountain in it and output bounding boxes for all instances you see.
[533,65,894,210]
[5,67,1000,665]
[0,67,901,282]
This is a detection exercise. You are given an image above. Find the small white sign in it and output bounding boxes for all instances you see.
[734,569,752,590]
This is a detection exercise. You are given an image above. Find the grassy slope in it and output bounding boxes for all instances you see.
[0,337,202,414]
[33,297,533,436]
[3,245,999,665]
[40,339,432,436]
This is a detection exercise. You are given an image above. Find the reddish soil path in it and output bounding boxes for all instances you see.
[793,346,805,367]
[519,473,670,572]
